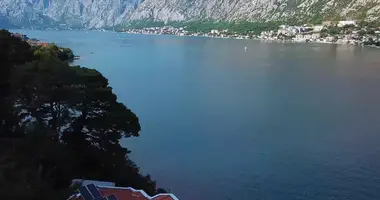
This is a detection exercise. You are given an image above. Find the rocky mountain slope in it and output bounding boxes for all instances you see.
[0,0,141,28]
[128,0,380,22]
[0,0,380,29]
[0,0,58,28]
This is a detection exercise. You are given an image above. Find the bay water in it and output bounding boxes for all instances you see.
[13,30,380,200]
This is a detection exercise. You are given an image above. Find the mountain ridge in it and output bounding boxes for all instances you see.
[0,0,141,29]
[127,0,380,23]
[1,0,380,29]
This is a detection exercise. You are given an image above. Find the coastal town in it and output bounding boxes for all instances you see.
[122,20,380,47]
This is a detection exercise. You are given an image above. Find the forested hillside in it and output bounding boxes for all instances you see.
[0,30,160,199]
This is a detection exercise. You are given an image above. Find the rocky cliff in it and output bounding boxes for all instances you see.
[0,0,58,28]
[1,0,380,29]
[0,0,141,28]
[128,0,380,22]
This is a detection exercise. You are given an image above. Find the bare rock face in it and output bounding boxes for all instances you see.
[127,0,380,22]
[0,0,380,28]
[0,0,56,28]
[35,0,141,28]
[0,0,141,28]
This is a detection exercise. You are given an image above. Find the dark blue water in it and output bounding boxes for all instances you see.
[13,30,380,200]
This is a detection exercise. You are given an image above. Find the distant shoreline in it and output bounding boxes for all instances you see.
[120,31,380,49]
[12,28,379,49]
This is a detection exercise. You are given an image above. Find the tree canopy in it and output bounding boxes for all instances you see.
[33,43,75,61]
[0,29,158,199]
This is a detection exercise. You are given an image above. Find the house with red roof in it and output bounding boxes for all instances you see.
[92,186,179,200]
[69,180,179,200]
[36,41,49,47]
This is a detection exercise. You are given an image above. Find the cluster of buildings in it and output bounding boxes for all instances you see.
[125,26,251,39]
[123,20,380,47]
[11,32,50,47]
[126,26,189,36]
[260,21,380,46]
[260,24,322,40]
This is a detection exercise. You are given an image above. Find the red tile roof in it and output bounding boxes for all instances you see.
[37,42,49,47]
[75,186,179,200]
[99,186,179,200]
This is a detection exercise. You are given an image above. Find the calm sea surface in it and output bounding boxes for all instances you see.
[13,30,380,200]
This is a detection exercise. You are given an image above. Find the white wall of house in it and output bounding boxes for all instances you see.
[338,21,357,27]
[71,179,116,187]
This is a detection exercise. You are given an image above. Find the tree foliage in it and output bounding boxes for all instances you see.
[34,43,75,62]
[0,130,75,200]
[0,29,158,199]
[0,30,34,136]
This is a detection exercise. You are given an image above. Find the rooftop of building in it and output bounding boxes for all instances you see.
[71,180,179,200]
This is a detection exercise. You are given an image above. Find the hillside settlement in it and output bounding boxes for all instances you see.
[122,20,380,47]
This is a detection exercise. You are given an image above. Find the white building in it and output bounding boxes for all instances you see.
[325,36,336,42]
[210,29,220,34]
[277,29,287,35]
[277,26,300,36]
[312,33,321,39]
[313,25,325,32]
[337,20,357,27]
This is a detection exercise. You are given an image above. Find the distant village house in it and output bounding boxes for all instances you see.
[28,40,50,47]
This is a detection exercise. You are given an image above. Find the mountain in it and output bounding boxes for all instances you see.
[0,16,15,29]
[0,0,58,28]
[0,0,141,29]
[1,0,380,29]
[128,0,380,22]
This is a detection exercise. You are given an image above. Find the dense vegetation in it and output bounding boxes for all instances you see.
[33,43,75,61]
[0,29,160,200]
[34,43,75,61]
